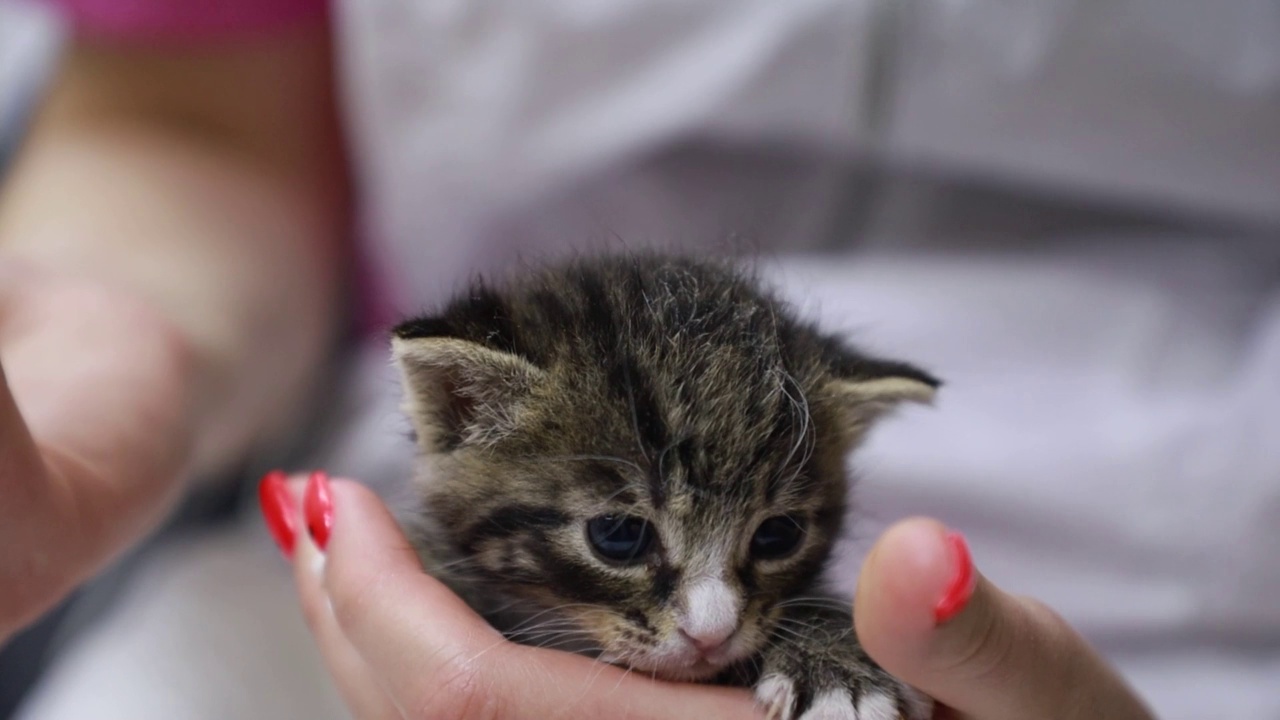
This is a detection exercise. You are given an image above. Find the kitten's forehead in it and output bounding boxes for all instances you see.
[657,498,741,569]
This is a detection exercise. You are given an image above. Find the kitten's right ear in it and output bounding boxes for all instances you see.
[824,355,941,437]
[391,323,546,451]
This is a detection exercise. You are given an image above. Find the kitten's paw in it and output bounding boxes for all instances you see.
[752,624,932,720]
[754,672,929,720]
[755,674,797,720]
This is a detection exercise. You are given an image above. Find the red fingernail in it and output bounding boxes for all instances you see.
[258,470,296,559]
[934,531,976,624]
[304,470,334,551]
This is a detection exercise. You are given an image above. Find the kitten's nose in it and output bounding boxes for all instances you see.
[678,625,735,655]
[680,577,742,656]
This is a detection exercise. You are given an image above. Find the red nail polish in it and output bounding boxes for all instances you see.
[304,471,334,551]
[934,531,976,624]
[258,470,297,559]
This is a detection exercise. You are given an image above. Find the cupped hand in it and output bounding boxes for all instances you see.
[273,474,762,720]
[273,473,1154,720]
[0,263,196,641]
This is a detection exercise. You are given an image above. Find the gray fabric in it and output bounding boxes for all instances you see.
[0,1,57,166]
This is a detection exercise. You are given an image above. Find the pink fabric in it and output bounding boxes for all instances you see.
[353,246,398,338]
[44,0,327,41]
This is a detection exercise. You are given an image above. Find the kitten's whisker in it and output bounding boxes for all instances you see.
[506,626,590,642]
[768,624,812,644]
[429,555,482,573]
[483,598,527,617]
[505,615,583,631]
[773,596,852,610]
[775,368,815,491]
[502,603,597,633]
[465,634,517,665]
[505,623,588,641]
[526,636,601,652]
[610,664,635,693]
[570,652,615,706]
[771,616,854,647]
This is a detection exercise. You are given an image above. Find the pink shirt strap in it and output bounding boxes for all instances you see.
[43,0,328,42]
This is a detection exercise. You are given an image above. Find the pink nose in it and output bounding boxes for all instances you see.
[679,625,735,655]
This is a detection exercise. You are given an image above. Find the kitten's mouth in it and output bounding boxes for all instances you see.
[680,657,724,680]
[625,657,724,683]
[606,641,750,682]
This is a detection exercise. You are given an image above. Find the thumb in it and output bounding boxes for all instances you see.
[0,359,73,637]
[853,518,1154,720]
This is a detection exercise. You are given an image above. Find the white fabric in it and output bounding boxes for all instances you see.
[798,244,1280,720]
[336,0,1280,307]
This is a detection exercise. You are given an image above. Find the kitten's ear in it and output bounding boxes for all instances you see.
[391,329,546,451]
[825,355,940,432]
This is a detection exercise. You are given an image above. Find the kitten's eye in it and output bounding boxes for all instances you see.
[587,515,654,564]
[751,516,804,559]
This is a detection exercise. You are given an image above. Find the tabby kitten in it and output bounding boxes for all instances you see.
[392,255,936,720]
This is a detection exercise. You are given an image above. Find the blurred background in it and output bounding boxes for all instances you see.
[0,9,341,718]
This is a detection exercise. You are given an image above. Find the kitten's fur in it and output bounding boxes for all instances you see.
[393,255,936,720]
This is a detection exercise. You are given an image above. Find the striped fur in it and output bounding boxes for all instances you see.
[393,254,936,717]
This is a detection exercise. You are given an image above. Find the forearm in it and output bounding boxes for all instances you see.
[0,29,349,475]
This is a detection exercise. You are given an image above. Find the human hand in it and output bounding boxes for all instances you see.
[0,263,195,641]
[267,472,763,719]
[266,471,1154,720]
[855,518,1157,720]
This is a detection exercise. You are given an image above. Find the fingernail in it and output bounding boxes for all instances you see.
[304,470,334,551]
[934,531,976,624]
[294,519,329,578]
[258,470,297,559]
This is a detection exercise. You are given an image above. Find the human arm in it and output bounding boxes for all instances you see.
[0,22,348,639]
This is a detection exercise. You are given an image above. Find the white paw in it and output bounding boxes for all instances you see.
[755,674,933,720]
[755,674,797,720]
[853,691,899,720]
[797,690,856,720]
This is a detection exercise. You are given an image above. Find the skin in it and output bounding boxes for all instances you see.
[1,18,1152,720]
[0,24,346,641]
[288,478,1155,720]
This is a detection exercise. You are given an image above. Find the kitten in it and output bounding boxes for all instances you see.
[392,254,936,720]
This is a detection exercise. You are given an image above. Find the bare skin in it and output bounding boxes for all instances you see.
[0,24,347,640]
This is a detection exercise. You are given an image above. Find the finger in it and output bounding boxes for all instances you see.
[0,360,65,634]
[286,475,404,719]
[0,282,193,637]
[854,518,1155,720]
[319,478,763,720]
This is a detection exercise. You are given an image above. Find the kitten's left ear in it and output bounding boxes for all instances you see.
[825,355,940,430]
[391,321,546,451]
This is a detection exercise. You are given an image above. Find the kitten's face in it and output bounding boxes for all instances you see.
[394,257,936,680]
[435,379,855,676]
[421,367,851,679]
